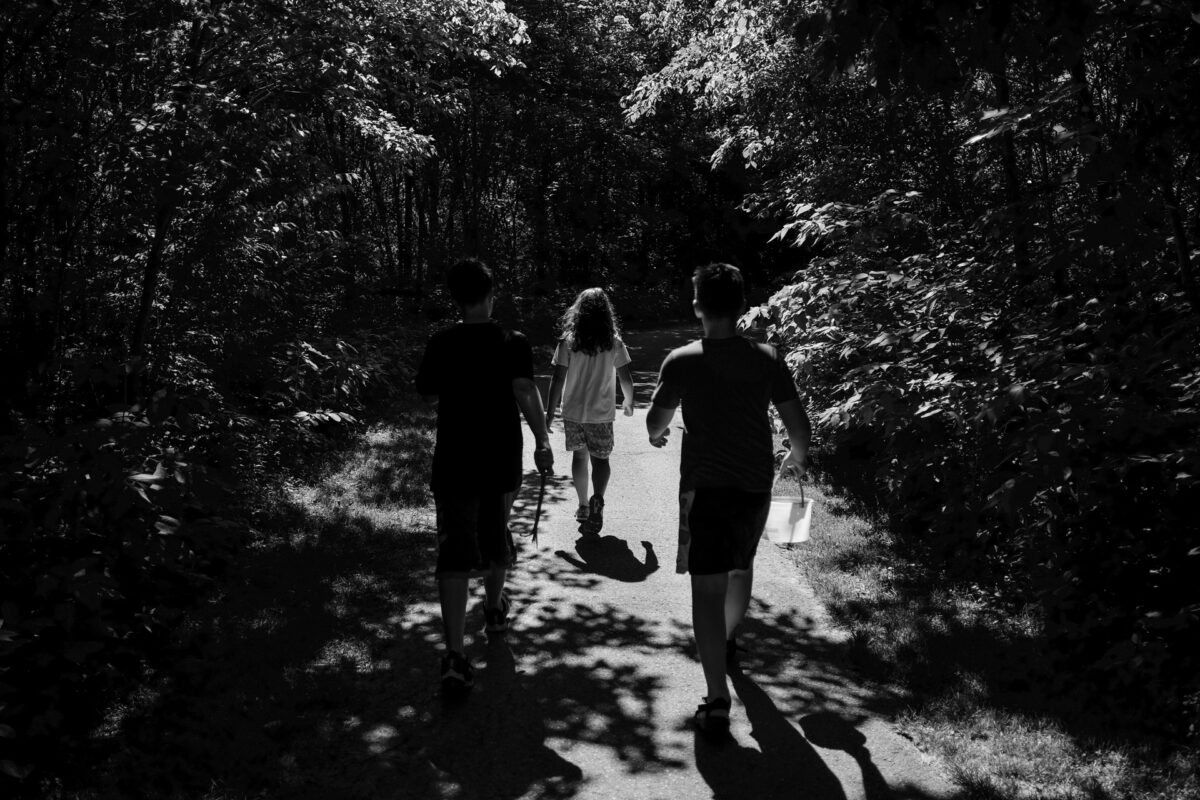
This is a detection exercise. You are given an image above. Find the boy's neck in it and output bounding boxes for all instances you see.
[460,302,492,324]
[700,315,738,339]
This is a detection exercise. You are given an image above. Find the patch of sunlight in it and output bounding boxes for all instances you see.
[397,602,440,629]
[331,572,390,595]
[244,606,287,632]
[363,427,399,448]
[308,638,383,675]
[363,723,399,755]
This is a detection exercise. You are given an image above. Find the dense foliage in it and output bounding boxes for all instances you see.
[630,0,1200,733]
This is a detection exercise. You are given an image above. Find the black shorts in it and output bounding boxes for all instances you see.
[434,489,515,577]
[683,487,770,575]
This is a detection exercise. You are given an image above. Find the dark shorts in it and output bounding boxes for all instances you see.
[434,489,515,577]
[680,487,770,575]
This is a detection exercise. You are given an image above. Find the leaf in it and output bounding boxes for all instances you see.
[130,462,167,484]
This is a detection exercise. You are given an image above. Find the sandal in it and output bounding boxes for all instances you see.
[694,695,731,737]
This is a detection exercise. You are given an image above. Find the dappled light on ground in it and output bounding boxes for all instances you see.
[66,330,959,800]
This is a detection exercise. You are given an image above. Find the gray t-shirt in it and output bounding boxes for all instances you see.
[650,336,800,492]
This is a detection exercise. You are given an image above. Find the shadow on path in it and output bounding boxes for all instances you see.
[63,327,961,800]
[73,445,684,798]
[692,669,847,800]
[555,531,659,582]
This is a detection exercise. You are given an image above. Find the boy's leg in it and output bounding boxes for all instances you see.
[691,572,732,702]
[485,565,506,609]
[486,488,516,609]
[438,577,470,654]
[725,566,753,639]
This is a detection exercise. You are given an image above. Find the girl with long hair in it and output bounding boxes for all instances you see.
[546,288,636,532]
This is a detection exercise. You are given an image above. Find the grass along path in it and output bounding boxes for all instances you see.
[63,404,459,798]
[786,482,1199,800]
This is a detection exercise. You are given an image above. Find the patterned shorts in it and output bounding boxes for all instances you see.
[563,420,614,459]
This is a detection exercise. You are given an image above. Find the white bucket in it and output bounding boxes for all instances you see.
[764,490,813,545]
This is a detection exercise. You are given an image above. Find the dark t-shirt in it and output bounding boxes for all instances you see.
[414,320,533,494]
[650,336,800,492]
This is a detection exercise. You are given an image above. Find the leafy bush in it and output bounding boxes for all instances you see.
[0,386,240,783]
[751,219,1200,734]
[0,320,427,788]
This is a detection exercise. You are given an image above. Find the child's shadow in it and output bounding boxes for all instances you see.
[693,671,848,800]
[799,712,893,800]
[427,638,584,798]
[555,534,659,582]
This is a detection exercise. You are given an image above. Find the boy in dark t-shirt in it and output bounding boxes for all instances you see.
[415,258,554,693]
[647,263,811,736]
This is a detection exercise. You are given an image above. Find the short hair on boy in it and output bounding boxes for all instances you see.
[693,262,745,318]
[446,258,493,307]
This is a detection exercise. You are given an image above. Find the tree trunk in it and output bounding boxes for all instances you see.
[1160,168,1200,314]
[128,13,208,398]
[993,64,1031,286]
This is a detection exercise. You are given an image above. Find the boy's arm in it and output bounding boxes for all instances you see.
[646,354,678,447]
[513,377,554,474]
[775,398,812,478]
[546,364,568,430]
[617,364,635,416]
[645,404,674,447]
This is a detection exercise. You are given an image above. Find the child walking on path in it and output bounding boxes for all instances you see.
[415,258,554,694]
[546,288,635,534]
[646,263,811,737]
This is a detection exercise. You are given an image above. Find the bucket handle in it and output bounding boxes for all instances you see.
[771,463,805,504]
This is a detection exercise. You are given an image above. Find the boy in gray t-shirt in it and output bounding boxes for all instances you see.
[647,263,811,736]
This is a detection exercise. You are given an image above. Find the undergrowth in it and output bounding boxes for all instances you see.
[786,476,1200,800]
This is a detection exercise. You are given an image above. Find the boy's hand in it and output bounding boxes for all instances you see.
[545,409,555,433]
[780,449,809,481]
[534,442,554,475]
[622,399,634,417]
[649,428,670,448]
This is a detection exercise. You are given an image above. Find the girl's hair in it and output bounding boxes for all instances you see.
[561,288,620,355]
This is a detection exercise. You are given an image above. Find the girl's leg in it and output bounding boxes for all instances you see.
[589,454,611,499]
[571,449,590,508]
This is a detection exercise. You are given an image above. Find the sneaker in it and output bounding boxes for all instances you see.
[575,504,590,523]
[484,592,510,634]
[586,495,605,533]
[440,651,475,691]
[694,695,731,737]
